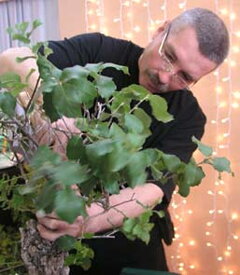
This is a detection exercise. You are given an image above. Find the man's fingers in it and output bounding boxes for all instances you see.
[37,224,63,241]
[37,216,68,231]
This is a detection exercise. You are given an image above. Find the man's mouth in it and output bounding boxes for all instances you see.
[147,73,169,93]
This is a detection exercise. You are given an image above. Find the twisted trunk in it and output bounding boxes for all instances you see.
[20,219,69,275]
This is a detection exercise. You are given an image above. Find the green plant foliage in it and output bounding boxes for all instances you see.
[0,92,16,117]
[0,20,234,272]
[212,157,232,173]
[192,136,213,156]
[64,241,94,270]
[121,210,154,244]
[0,225,26,274]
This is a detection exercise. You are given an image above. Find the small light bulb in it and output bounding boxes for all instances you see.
[232,102,239,109]
[233,91,240,99]
[189,240,196,246]
[224,250,231,257]
[231,213,238,220]
[220,8,228,15]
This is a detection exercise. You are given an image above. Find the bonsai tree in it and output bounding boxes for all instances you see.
[0,21,233,274]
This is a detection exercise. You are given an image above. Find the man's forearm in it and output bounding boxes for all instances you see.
[84,183,164,234]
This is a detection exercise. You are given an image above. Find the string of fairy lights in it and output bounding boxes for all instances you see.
[82,0,239,274]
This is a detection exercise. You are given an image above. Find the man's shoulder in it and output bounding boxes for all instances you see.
[73,32,138,46]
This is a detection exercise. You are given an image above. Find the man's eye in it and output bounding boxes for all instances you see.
[165,52,175,62]
[180,72,192,83]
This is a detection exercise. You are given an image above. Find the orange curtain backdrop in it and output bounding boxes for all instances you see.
[58,1,240,274]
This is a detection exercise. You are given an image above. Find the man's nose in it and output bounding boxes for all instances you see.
[158,70,172,85]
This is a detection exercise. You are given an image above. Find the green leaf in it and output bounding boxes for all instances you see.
[192,136,213,157]
[0,72,28,96]
[125,132,146,148]
[84,63,105,73]
[61,77,97,105]
[35,181,57,213]
[102,176,120,194]
[148,94,173,122]
[31,146,61,168]
[86,139,115,157]
[88,121,110,138]
[32,19,42,30]
[109,123,126,139]
[121,211,154,244]
[122,84,149,100]
[76,118,90,132]
[177,180,190,197]
[60,65,89,82]
[143,148,159,166]
[55,188,87,223]
[101,63,129,75]
[79,179,96,195]
[95,75,116,99]
[124,152,148,187]
[0,72,21,87]
[85,62,129,75]
[183,162,205,187]
[110,91,132,114]
[161,153,182,173]
[37,55,61,92]
[150,165,164,180]
[65,242,94,270]
[133,108,151,136]
[53,162,90,186]
[83,232,95,239]
[124,113,144,134]
[107,146,130,172]
[42,92,61,122]
[56,235,76,251]
[12,34,30,44]
[132,222,154,244]
[52,84,83,118]
[67,136,86,161]
[138,210,152,223]
[0,92,16,116]
[212,157,232,173]
[154,210,165,218]
[16,21,29,33]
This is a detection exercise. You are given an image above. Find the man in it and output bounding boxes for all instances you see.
[0,7,229,275]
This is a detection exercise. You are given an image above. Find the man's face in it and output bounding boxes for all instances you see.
[138,25,217,93]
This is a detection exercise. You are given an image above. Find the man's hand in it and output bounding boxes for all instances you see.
[33,116,80,158]
[36,212,84,241]
[36,184,163,241]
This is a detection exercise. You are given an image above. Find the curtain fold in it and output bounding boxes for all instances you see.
[0,0,60,52]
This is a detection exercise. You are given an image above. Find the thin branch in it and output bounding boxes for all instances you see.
[0,263,24,273]
[25,76,41,113]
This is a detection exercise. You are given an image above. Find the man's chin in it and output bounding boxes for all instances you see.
[149,84,170,94]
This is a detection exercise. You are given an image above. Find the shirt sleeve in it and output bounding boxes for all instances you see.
[45,32,105,69]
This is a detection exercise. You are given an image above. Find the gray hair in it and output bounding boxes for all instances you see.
[170,8,229,66]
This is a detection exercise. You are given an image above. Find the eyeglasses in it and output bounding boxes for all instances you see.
[158,25,195,89]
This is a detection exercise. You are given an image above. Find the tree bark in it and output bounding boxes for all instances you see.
[20,219,69,275]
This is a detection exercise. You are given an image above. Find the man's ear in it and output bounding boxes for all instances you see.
[152,20,171,40]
